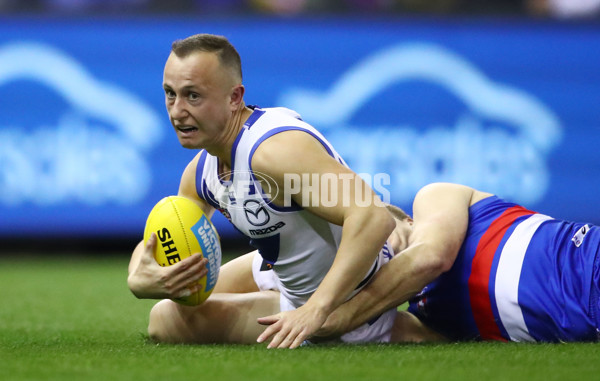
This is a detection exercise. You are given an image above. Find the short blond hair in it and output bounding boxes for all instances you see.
[171,34,242,82]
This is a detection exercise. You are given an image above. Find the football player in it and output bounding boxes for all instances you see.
[127,33,397,348]
[313,182,600,343]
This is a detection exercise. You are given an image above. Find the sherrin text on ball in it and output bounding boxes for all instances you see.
[143,196,221,305]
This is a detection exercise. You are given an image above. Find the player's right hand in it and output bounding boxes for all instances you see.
[127,233,208,300]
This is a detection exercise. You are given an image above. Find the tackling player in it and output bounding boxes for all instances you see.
[311,182,600,343]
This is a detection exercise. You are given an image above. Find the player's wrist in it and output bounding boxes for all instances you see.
[127,270,163,300]
[301,296,330,317]
[127,275,149,299]
[318,311,349,339]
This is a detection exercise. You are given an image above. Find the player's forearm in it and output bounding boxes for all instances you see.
[323,242,447,335]
[306,207,395,316]
[128,240,145,275]
[127,239,152,298]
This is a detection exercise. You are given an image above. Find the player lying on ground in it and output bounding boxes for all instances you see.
[132,181,600,346]
[309,182,600,343]
[127,33,397,349]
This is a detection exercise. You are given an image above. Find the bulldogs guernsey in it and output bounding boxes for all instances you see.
[408,195,600,342]
[194,106,391,308]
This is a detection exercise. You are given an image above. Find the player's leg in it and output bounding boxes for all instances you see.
[148,290,280,344]
[213,250,260,293]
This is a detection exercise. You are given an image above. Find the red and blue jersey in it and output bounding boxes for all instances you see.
[408,196,600,342]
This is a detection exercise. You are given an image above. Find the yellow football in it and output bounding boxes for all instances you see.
[143,196,221,306]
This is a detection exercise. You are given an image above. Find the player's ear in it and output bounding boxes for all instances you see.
[229,84,245,109]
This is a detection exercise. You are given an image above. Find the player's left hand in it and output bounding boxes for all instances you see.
[256,304,328,349]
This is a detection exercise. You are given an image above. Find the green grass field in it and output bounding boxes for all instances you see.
[2,254,600,381]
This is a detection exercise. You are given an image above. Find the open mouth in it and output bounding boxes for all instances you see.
[177,125,198,133]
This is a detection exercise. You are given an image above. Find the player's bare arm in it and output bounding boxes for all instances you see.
[316,183,480,339]
[390,311,448,343]
[252,130,396,348]
[127,153,213,300]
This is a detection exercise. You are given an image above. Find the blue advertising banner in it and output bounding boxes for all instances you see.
[0,17,599,239]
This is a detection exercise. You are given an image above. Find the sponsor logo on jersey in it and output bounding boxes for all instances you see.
[244,199,270,226]
[248,221,286,236]
[571,224,589,247]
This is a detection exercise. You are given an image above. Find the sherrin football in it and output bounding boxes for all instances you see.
[143,196,222,306]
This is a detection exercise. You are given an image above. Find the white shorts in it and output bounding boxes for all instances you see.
[251,251,397,344]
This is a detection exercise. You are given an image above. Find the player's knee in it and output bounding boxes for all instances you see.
[148,299,181,343]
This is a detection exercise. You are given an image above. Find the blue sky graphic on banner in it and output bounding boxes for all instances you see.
[0,18,598,238]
